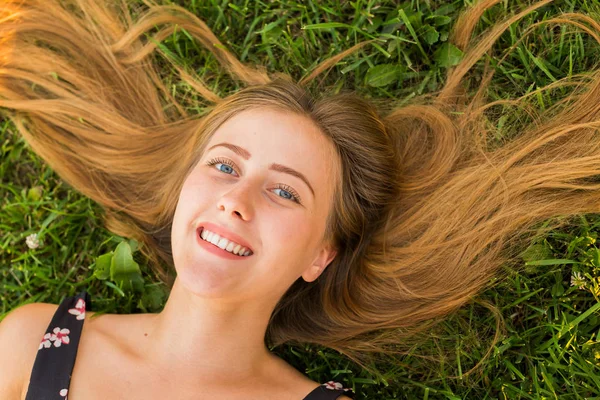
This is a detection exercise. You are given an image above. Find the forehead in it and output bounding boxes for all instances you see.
[211,107,318,142]
[206,107,339,201]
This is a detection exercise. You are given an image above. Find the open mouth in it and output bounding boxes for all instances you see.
[197,227,253,257]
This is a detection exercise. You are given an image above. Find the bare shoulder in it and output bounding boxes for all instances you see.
[264,355,355,399]
[0,302,59,399]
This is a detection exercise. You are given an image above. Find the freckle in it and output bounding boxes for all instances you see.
[144,333,148,336]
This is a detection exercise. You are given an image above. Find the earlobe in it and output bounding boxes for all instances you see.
[301,265,323,283]
[302,248,337,283]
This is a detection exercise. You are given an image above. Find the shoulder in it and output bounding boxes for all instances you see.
[0,302,59,399]
[265,356,355,399]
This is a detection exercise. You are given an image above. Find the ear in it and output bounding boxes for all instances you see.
[301,244,337,283]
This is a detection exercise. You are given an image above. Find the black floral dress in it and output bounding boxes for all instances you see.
[24,291,356,400]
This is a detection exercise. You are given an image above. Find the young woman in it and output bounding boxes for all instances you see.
[1,0,599,398]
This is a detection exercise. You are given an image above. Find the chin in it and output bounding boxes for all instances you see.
[175,259,242,299]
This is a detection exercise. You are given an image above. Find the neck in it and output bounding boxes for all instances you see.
[141,278,277,386]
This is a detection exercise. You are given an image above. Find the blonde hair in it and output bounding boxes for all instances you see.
[2,0,600,375]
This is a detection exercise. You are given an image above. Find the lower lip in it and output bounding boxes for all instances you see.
[196,229,252,260]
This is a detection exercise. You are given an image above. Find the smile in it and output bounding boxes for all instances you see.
[196,228,253,260]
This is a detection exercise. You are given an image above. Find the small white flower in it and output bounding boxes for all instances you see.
[570,271,586,289]
[38,332,54,350]
[323,381,344,390]
[26,233,42,249]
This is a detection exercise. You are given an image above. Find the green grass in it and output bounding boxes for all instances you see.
[2,0,600,398]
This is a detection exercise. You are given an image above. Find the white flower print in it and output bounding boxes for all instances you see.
[323,380,352,393]
[323,381,344,390]
[59,388,68,399]
[38,327,70,350]
[68,298,86,320]
[38,332,54,350]
[52,327,71,347]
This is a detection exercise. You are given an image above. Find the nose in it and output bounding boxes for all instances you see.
[218,185,253,221]
[219,204,243,219]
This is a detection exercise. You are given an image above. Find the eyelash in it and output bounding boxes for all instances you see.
[205,157,303,205]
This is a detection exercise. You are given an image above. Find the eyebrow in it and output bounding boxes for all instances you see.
[206,142,315,198]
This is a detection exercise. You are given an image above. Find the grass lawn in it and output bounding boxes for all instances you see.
[2,0,600,398]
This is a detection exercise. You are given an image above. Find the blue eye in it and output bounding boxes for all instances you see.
[273,184,300,202]
[205,157,303,205]
[205,157,237,175]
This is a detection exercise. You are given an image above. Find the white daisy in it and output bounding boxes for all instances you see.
[25,233,42,249]
[570,271,586,289]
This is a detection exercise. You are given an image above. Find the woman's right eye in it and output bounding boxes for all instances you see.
[205,157,238,176]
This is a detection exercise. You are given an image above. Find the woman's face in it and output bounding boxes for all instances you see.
[171,107,339,303]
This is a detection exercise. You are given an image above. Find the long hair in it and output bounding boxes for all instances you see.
[2,0,600,374]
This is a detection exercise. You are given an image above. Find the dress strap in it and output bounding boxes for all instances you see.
[25,290,91,400]
[303,381,356,399]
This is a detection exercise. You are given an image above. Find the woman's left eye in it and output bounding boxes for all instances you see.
[205,157,302,204]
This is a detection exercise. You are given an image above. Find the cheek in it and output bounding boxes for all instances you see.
[172,179,208,243]
[173,187,193,228]
[272,220,314,261]
[176,173,211,217]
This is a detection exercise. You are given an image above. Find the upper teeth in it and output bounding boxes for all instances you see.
[200,229,252,256]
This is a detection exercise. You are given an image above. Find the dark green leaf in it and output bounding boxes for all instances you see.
[434,42,464,68]
[141,285,167,312]
[519,243,552,263]
[426,15,452,27]
[27,186,42,202]
[551,280,565,297]
[422,25,439,45]
[93,252,112,280]
[433,4,459,16]
[110,241,145,293]
[365,64,403,87]
[128,238,139,253]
